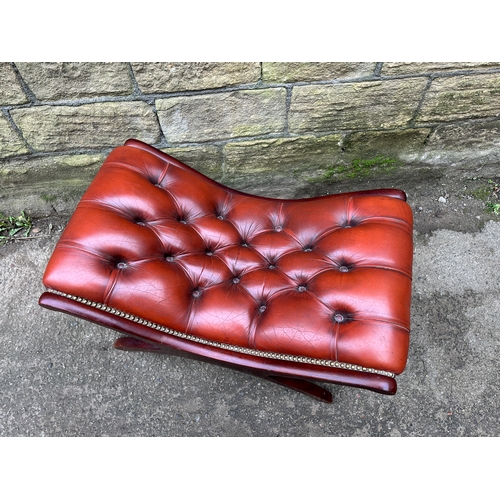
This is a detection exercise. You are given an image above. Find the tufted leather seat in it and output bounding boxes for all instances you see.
[39,139,413,402]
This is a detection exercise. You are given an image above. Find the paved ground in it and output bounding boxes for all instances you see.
[1,167,499,436]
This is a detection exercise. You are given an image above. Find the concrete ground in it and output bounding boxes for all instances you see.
[1,168,500,437]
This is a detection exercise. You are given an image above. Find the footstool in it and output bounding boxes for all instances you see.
[39,139,413,403]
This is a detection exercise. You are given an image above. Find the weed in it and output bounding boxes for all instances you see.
[470,179,500,215]
[485,201,500,215]
[0,211,33,244]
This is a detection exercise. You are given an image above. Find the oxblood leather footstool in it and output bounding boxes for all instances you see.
[39,139,413,403]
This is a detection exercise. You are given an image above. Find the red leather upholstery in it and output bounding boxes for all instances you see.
[40,139,413,398]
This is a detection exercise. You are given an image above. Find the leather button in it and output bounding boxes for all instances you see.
[192,289,202,298]
[259,305,267,313]
[165,256,174,262]
[339,265,349,273]
[297,285,307,292]
[342,219,359,228]
[232,277,240,284]
[333,313,344,323]
[117,262,127,269]
[275,225,283,232]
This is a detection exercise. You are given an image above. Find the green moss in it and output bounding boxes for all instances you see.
[40,194,57,202]
[470,186,489,201]
[316,156,401,182]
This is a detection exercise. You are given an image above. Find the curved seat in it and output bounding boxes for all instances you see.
[39,139,413,402]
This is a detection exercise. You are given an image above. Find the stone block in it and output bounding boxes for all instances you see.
[0,63,29,105]
[131,63,261,93]
[424,120,500,165]
[160,145,223,180]
[11,102,160,152]
[0,153,106,216]
[0,114,29,158]
[428,120,500,150]
[223,134,342,175]
[416,73,500,123]
[15,62,134,101]
[289,79,428,133]
[340,128,432,162]
[382,62,500,75]
[221,135,343,198]
[156,88,287,143]
[262,62,376,82]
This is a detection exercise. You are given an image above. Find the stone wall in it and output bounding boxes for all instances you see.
[2,62,500,215]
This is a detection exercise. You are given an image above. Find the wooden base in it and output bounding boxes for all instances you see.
[39,291,397,403]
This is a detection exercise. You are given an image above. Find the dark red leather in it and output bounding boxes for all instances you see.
[41,139,413,391]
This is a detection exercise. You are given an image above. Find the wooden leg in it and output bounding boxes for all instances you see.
[266,375,333,403]
[113,336,163,352]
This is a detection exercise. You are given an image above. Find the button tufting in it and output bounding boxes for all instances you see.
[41,140,414,400]
[333,313,345,323]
